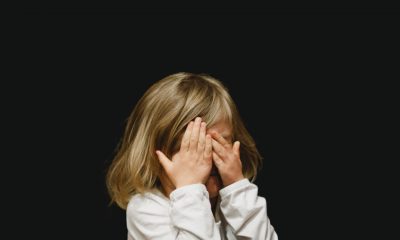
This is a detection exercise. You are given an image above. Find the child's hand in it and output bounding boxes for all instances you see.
[210,131,244,187]
[156,117,213,188]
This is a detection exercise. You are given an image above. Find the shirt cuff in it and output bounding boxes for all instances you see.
[219,178,251,198]
[169,183,209,201]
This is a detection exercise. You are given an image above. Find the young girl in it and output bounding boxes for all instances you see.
[106,72,278,239]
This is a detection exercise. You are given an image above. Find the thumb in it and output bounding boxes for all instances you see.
[155,150,171,171]
[233,141,240,155]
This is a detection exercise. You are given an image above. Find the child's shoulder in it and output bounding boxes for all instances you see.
[127,188,170,214]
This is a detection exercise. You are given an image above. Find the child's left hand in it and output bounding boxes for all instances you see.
[209,131,244,187]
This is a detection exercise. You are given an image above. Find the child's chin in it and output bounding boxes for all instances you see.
[206,175,222,198]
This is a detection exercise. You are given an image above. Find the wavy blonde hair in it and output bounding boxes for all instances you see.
[106,72,263,209]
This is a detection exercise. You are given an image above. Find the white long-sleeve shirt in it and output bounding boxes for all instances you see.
[127,178,278,240]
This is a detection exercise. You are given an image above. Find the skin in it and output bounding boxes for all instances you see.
[156,117,244,215]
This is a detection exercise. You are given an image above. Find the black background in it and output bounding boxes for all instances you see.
[17,8,398,240]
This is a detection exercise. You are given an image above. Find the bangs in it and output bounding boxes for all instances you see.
[201,92,233,129]
[176,74,234,129]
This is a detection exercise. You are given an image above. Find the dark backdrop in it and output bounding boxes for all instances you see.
[19,9,397,240]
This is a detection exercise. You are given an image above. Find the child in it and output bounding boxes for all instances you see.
[106,72,278,239]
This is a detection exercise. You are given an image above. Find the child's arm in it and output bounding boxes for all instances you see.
[210,131,278,239]
[219,178,278,240]
[170,183,222,239]
[127,184,221,239]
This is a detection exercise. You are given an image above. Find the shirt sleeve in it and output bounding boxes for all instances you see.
[170,184,221,239]
[219,178,278,240]
[126,184,221,240]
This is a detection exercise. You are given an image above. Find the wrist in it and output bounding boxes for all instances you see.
[222,175,245,187]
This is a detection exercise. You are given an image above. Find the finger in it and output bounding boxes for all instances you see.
[189,117,202,151]
[180,121,194,152]
[233,141,240,156]
[212,138,227,158]
[204,134,212,162]
[212,151,224,167]
[156,150,171,172]
[197,122,206,153]
[210,131,231,148]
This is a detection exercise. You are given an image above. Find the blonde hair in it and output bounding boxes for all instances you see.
[106,72,263,209]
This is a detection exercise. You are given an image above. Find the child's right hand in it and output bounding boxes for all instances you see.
[156,117,213,188]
